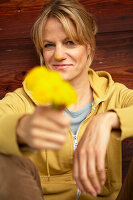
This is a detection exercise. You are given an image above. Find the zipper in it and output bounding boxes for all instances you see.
[74,106,96,148]
[72,108,95,150]
[72,106,96,200]
[73,135,78,150]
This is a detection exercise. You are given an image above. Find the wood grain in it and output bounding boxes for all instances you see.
[0,0,133,39]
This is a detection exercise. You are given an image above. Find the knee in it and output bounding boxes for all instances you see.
[0,154,43,200]
[0,154,33,199]
[0,154,15,180]
[0,154,18,198]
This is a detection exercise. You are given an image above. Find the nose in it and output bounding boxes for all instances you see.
[54,45,65,61]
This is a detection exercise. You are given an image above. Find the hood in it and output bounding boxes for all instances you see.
[88,68,114,103]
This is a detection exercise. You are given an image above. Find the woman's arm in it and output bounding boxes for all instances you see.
[0,88,70,155]
[72,111,120,196]
[16,106,70,151]
[73,84,133,196]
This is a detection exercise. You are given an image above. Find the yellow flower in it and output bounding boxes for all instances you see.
[24,66,77,107]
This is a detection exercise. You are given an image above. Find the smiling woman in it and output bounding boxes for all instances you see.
[32,0,97,67]
[42,17,90,82]
[0,0,133,200]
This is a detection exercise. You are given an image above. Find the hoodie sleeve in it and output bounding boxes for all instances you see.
[0,88,35,156]
[113,84,133,140]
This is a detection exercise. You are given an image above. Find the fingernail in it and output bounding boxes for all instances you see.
[92,193,97,197]
[101,181,105,185]
[97,189,101,194]
[92,192,97,197]
[83,191,86,195]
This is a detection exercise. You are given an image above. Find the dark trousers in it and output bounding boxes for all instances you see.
[0,154,43,200]
[0,153,133,200]
[116,159,133,200]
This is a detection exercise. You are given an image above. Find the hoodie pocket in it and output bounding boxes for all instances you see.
[40,171,77,200]
[97,168,112,197]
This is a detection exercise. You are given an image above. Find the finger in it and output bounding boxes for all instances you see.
[30,138,62,150]
[87,147,101,194]
[36,106,71,127]
[31,118,69,136]
[96,149,106,185]
[31,128,67,145]
[73,150,86,194]
[46,112,71,127]
[78,148,97,196]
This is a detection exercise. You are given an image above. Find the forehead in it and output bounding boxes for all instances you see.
[43,17,63,33]
[42,17,76,40]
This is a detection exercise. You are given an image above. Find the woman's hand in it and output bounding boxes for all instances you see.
[16,106,71,150]
[72,111,120,197]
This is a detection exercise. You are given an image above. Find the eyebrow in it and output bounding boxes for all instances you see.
[43,37,70,43]
[43,40,53,43]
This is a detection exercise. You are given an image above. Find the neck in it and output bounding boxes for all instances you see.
[68,70,93,112]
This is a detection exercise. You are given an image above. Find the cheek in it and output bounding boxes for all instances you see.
[73,46,88,61]
[43,50,52,65]
[75,50,88,65]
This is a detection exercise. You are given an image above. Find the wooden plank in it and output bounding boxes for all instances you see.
[92,30,133,89]
[122,138,133,181]
[0,37,39,99]
[81,0,133,33]
[0,0,133,39]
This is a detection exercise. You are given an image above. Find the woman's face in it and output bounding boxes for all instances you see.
[42,17,90,82]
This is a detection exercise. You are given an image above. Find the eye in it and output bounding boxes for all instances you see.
[44,43,55,48]
[66,40,75,45]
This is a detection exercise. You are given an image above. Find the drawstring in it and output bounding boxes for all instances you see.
[45,150,50,181]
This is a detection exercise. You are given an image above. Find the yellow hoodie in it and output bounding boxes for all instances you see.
[0,68,133,200]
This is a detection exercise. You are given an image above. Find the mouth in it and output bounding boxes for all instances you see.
[53,64,72,69]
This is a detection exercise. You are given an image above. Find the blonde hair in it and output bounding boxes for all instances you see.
[32,0,98,67]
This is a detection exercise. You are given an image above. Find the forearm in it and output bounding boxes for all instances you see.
[0,114,24,156]
[113,106,133,140]
[16,114,31,145]
[73,110,120,196]
[106,111,120,130]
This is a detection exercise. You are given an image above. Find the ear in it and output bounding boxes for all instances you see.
[87,44,91,56]
[86,44,92,67]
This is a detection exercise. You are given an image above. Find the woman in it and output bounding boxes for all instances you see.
[0,0,133,199]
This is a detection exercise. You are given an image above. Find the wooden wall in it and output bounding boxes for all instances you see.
[0,0,133,181]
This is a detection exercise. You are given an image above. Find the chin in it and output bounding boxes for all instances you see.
[57,72,69,80]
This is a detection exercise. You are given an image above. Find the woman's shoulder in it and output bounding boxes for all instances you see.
[1,87,35,111]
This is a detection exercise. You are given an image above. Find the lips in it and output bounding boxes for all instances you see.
[53,64,72,69]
